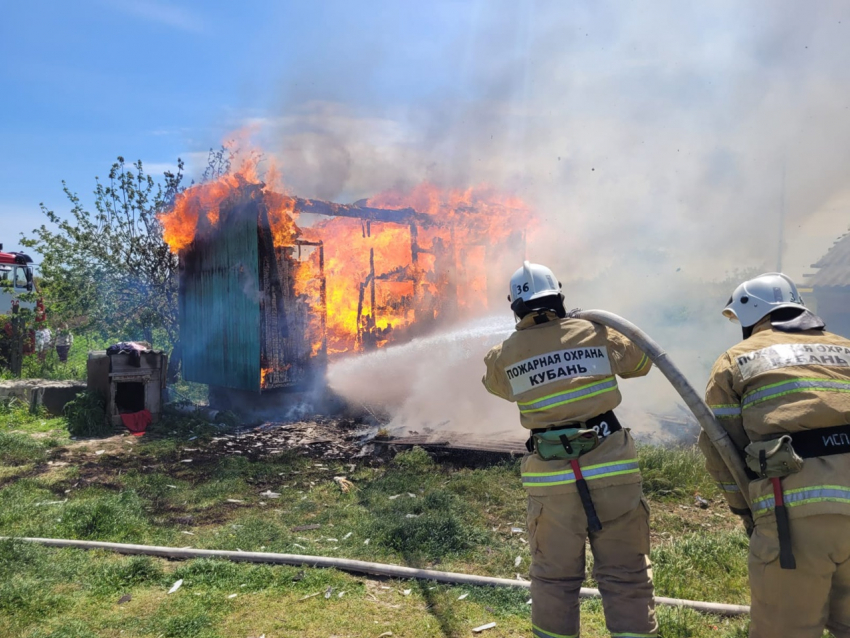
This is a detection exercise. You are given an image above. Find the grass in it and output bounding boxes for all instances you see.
[0,412,823,637]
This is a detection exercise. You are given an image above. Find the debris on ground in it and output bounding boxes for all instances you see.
[117,594,131,605]
[206,417,383,462]
[695,495,710,509]
[167,579,183,594]
[333,476,356,492]
[291,524,321,532]
[473,622,496,633]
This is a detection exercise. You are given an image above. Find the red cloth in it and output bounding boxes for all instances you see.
[120,410,152,436]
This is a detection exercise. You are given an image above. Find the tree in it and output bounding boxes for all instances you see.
[23,157,185,373]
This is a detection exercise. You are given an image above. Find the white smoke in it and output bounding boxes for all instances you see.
[263,1,850,437]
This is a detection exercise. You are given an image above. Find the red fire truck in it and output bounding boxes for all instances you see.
[0,245,42,358]
[0,244,36,311]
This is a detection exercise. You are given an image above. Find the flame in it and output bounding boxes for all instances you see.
[160,145,536,366]
[286,182,535,354]
[159,149,290,252]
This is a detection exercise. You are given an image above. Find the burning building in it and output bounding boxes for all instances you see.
[160,158,534,407]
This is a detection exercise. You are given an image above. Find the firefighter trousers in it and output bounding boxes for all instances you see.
[527,492,658,638]
[749,513,850,638]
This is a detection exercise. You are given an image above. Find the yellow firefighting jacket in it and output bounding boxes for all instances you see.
[483,312,652,513]
[701,320,850,525]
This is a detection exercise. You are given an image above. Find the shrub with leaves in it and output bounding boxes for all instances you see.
[64,390,109,438]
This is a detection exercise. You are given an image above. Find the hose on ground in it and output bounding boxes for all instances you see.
[4,537,750,617]
[572,309,752,506]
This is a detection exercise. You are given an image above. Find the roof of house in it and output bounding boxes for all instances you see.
[808,227,850,288]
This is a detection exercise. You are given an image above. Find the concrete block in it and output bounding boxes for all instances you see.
[0,380,86,416]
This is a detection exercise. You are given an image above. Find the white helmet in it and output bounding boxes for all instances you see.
[723,272,805,328]
[509,261,561,304]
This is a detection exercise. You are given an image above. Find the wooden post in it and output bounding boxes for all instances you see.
[369,248,376,327]
[318,242,328,359]
[9,301,22,378]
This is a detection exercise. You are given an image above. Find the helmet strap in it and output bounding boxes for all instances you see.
[533,311,551,325]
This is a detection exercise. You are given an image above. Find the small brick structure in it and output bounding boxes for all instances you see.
[87,350,167,426]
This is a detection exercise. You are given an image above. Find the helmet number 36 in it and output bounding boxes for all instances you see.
[516,283,530,295]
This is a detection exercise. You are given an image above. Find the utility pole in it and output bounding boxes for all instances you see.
[776,160,786,272]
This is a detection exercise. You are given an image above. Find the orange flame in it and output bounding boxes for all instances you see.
[290,182,534,354]
[160,148,535,361]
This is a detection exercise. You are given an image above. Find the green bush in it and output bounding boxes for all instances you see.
[64,391,110,438]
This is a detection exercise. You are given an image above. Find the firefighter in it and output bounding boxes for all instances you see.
[700,272,850,638]
[483,261,658,638]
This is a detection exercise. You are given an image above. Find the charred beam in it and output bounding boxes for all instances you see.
[293,197,438,228]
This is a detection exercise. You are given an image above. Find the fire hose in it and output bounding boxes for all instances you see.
[3,537,750,616]
[571,309,752,507]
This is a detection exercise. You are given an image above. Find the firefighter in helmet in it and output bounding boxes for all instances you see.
[483,261,658,638]
[700,272,850,638]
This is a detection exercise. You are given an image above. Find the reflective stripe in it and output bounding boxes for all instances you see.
[532,625,577,638]
[742,378,850,410]
[517,377,618,414]
[710,404,742,418]
[582,460,640,480]
[629,353,650,374]
[717,482,740,493]
[752,485,850,512]
[522,459,640,488]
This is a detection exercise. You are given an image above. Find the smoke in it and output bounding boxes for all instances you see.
[261,1,850,437]
[326,315,518,434]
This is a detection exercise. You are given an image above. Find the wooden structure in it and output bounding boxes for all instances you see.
[179,186,322,393]
[178,189,526,394]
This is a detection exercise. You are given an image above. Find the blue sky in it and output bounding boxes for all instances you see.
[2,1,849,284]
[0,0,483,245]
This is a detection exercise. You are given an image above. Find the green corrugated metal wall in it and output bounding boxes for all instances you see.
[180,207,261,391]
